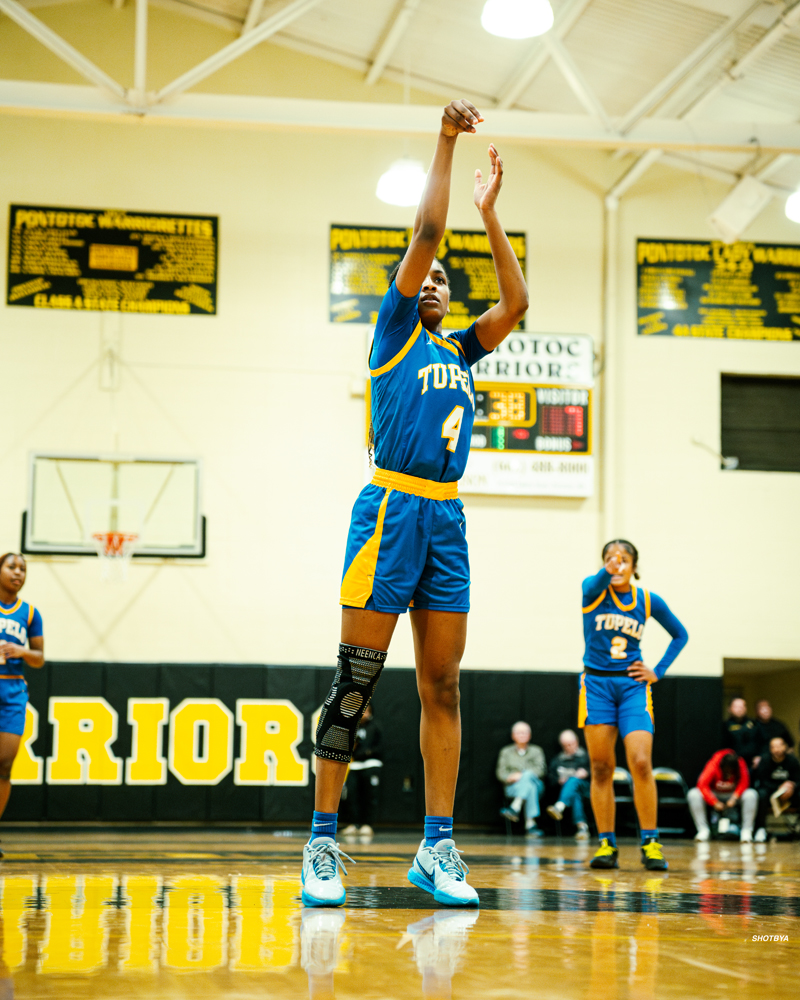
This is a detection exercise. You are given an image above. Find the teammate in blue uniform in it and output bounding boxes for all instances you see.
[580,540,688,871]
[0,553,44,853]
[302,99,528,907]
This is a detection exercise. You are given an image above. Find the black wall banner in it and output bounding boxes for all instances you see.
[7,663,720,826]
[7,205,218,314]
[637,238,800,341]
[330,224,526,329]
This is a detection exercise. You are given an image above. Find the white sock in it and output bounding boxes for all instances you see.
[511,797,523,812]
[556,801,565,812]
[526,818,536,830]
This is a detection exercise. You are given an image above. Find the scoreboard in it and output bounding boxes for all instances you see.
[471,384,590,457]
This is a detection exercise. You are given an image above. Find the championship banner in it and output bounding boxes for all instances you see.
[6,204,218,314]
[637,238,800,341]
[330,224,526,329]
[462,333,594,497]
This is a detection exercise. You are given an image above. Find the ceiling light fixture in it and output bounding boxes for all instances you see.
[376,158,427,207]
[786,190,800,224]
[481,0,554,40]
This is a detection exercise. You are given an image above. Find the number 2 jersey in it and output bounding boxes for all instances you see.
[0,598,42,676]
[581,567,688,678]
[370,281,491,482]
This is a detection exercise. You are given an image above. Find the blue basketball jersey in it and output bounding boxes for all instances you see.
[581,568,688,679]
[370,282,490,482]
[0,599,42,675]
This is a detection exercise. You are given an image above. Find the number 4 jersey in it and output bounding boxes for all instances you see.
[581,568,688,678]
[369,282,490,482]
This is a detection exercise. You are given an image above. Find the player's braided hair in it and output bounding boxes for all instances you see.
[0,553,25,572]
[386,259,449,289]
[602,539,640,580]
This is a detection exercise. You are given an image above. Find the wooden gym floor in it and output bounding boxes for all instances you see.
[0,828,796,999]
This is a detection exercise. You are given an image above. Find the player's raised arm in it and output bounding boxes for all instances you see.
[395,100,483,298]
[473,144,529,351]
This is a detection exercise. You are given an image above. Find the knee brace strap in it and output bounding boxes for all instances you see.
[314,644,387,763]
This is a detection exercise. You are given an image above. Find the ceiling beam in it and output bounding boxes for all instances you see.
[132,0,147,103]
[617,0,763,134]
[241,0,266,35]
[494,0,593,110]
[3,82,800,154]
[153,0,326,105]
[0,0,126,98]
[365,0,422,86]
[607,0,800,202]
[542,34,613,130]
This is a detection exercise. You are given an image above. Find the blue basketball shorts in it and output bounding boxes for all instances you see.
[578,671,654,738]
[0,678,29,736]
[340,482,470,614]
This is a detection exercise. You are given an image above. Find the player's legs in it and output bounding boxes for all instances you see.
[584,724,618,831]
[0,731,22,821]
[623,730,657,828]
[409,608,466,817]
[407,608,477,906]
[314,609,398,814]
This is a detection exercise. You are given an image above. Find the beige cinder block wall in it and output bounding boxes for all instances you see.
[1,6,798,673]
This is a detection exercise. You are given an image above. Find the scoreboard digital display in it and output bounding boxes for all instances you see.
[471,384,590,455]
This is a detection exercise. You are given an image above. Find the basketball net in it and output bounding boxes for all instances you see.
[91,531,139,582]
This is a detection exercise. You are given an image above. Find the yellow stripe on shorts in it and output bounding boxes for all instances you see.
[339,489,392,608]
[578,672,588,728]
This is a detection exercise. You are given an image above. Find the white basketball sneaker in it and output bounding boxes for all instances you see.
[408,839,479,907]
[301,837,354,907]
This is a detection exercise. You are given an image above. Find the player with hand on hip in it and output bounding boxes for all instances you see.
[0,554,44,855]
[579,540,688,871]
[302,99,528,908]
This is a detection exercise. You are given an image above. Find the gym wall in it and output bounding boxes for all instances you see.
[1,6,798,684]
[6,662,721,827]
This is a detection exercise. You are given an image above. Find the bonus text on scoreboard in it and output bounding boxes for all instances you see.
[330,223,526,328]
[6,205,218,314]
[637,238,800,341]
[11,697,310,787]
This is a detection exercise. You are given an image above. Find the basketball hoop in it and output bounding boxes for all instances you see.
[91,531,140,581]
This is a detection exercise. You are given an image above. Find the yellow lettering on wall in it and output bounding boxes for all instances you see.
[230,877,298,970]
[163,876,226,970]
[168,699,233,785]
[0,877,36,968]
[126,699,169,785]
[40,876,114,973]
[46,698,122,784]
[10,704,44,784]
[119,876,160,970]
[234,700,308,787]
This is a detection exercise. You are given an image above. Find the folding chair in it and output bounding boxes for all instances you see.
[653,767,690,835]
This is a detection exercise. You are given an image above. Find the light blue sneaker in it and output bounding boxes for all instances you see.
[301,837,354,907]
[408,839,479,907]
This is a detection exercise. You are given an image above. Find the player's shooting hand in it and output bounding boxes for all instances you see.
[474,144,503,213]
[627,660,657,684]
[441,100,483,137]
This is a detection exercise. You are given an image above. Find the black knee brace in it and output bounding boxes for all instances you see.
[314,644,387,763]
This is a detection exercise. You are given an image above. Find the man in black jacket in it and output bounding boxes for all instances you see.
[342,703,383,837]
[722,698,759,766]
[752,736,800,841]
[751,700,794,769]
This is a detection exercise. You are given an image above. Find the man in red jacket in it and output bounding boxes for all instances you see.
[687,750,758,843]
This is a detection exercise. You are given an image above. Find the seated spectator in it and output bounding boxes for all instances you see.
[687,749,757,843]
[546,729,591,841]
[341,703,382,838]
[496,721,546,837]
[752,736,800,841]
[721,697,759,767]
[751,700,794,769]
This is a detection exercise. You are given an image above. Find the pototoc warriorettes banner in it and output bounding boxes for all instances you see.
[637,238,800,341]
[330,224,526,329]
[7,205,218,314]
